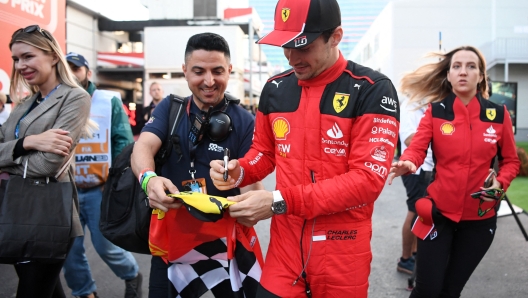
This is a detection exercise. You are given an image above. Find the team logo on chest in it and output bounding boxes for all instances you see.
[440,122,455,135]
[333,92,350,113]
[486,108,496,121]
[281,8,290,22]
[272,117,290,140]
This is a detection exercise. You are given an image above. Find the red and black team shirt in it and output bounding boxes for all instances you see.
[401,92,520,222]
[239,53,400,221]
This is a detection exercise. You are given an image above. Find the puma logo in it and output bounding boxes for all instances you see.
[272,80,282,88]
[354,84,361,89]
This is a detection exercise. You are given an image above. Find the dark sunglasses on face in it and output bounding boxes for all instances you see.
[12,25,53,42]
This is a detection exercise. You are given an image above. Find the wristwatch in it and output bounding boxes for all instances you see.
[271,190,287,215]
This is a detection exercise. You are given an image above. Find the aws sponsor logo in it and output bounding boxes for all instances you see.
[369,137,395,147]
[371,126,396,138]
[380,96,397,113]
[373,117,397,127]
[370,145,388,162]
[333,92,349,113]
[272,117,290,140]
[324,147,346,157]
[277,143,290,158]
[365,161,388,178]
[440,122,455,135]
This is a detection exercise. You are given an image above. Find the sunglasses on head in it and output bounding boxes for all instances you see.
[12,25,53,41]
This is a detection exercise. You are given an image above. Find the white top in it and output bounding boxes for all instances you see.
[0,104,11,125]
[399,99,434,173]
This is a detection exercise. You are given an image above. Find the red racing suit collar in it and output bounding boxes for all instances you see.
[298,51,347,87]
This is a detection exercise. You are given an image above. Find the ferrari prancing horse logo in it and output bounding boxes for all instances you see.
[333,92,350,113]
[486,108,496,120]
[282,8,290,22]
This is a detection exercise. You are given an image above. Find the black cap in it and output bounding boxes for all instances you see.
[256,0,341,48]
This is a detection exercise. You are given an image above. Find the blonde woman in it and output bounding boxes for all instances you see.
[3,25,91,298]
[388,46,519,297]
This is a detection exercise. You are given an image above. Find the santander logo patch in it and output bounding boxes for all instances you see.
[327,123,343,139]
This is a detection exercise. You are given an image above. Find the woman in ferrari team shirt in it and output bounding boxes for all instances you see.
[388,45,519,298]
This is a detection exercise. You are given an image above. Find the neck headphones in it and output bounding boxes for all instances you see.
[188,94,238,146]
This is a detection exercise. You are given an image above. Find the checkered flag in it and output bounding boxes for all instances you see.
[168,237,262,298]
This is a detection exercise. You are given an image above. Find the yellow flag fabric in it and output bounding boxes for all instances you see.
[167,191,236,215]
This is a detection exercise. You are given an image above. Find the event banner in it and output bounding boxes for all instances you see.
[0,0,66,94]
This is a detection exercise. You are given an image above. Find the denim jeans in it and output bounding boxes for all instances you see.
[63,187,139,296]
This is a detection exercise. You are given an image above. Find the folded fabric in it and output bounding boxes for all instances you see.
[165,191,236,222]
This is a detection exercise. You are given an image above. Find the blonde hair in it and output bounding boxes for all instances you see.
[9,27,79,103]
[9,26,98,137]
[400,45,488,108]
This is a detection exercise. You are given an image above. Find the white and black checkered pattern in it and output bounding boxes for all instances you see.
[168,238,261,298]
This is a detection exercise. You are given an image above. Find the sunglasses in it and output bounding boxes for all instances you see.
[12,25,53,42]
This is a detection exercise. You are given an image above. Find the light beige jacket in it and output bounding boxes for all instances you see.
[0,84,91,237]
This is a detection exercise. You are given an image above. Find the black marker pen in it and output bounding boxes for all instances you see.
[223,148,230,182]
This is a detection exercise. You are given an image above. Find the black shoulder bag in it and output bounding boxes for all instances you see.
[0,159,74,264]
[100,94,186,254]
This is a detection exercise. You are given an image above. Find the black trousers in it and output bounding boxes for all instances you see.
[149,256,170,298]
[14,260,67,298]
[410,216,497,298]
[13,238,75,298]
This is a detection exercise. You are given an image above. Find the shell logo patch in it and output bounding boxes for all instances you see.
[281,8,290,22]
[272,117,290,140]
[440,122,455,135]
[333,92,350,113]
[486,108,496,121]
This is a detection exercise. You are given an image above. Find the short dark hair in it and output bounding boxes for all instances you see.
[184,32,231,62]
[321,27,338,43]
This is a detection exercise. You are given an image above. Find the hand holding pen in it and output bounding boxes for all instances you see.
[223,148,230,182]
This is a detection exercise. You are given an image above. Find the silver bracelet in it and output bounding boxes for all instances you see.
[233,167,245,188]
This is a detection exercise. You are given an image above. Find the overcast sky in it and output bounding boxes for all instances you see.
[71,0,149,20]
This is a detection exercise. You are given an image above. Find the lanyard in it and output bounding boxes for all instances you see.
[15,84,61,139]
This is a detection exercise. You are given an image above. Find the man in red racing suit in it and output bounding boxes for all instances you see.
[209,1,400,297]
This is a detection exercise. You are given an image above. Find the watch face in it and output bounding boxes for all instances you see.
[272,201,286,214]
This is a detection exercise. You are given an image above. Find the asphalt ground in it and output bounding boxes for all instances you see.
[1,171,527,297]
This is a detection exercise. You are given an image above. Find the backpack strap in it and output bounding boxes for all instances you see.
[224,93,240,105]
[154,94,187,174]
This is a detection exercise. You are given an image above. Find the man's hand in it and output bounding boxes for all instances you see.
[210,159,241,190]
[388,160,417,185]
[228,190,274,227]
[24,129,73,156]
[146,176,182,212]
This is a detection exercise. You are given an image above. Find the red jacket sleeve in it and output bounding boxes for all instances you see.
[237,110,276,185]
